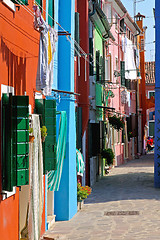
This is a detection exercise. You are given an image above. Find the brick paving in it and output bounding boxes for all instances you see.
[43,153,160,240]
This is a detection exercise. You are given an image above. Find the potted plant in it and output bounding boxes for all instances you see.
[108,115,124,131]
[101,148,114,166]
[77,181,91,210]
[29,127,35,143]
[41,126,47,142]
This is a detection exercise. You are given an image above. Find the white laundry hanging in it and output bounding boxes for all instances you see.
[124,37,137,80]
[34,6,58,96]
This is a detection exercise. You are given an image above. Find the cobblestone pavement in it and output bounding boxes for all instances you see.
[44,153,160,240]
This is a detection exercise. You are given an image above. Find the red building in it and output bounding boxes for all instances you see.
[0,0,45,238]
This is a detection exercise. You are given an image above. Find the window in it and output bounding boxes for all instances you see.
[75,12,80,56]
[104,4,112,25]
[105,58,109,81]
[115,57,118,71]
[115,13,118,31]
[120,18,124,33]
[149,91,155,99]
[120,61,125,86]
[105,54,111,82]
[149,111,155,121]
[96,50,100,82]
[124,24,126,33]
[128,30,131,40]
[149,122,155,137]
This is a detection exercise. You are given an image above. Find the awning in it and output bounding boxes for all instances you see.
[89,3,115,41]
[76,149,85,177]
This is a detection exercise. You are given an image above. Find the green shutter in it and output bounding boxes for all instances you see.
[96,51,100,82]
[89,38,93,76]
[35,99,57,173]
[2,94,29,191]
[120,61,125,86]
[48,0,54,26]
[36,0,42,8]
[12,96,29,187]
[12,0,28,5]
[76,107,82,150]
[75,12,80,56]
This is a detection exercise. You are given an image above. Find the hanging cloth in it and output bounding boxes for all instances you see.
[76,149,85,177]
[34,6,58,96]
[28,114,44,240]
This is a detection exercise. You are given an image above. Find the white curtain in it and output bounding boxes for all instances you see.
[28,114,44,240]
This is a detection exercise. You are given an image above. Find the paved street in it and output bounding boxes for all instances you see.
[43,153,160,240]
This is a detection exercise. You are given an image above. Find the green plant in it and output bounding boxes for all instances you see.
[108,115,124,131]
[128,131,133,138]
[77,182,92,202]
[101,148,114,166]
[29,127,33,134]
[40,126,47,138]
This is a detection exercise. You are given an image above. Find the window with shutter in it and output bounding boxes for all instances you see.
[35,99,57,173]
[11,0,28,5]
[2,94,29,192]
[48,0,54,26]
[75,12,80,56]
[96,50,100,82]
[120,61,125,86]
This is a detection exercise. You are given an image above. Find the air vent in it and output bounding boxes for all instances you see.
[104,211,140,216]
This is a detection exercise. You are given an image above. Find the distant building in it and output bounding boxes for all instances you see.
[145,61,155,137]
[145,61,155,85]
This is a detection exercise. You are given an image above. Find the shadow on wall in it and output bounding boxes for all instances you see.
[0,37,26,95]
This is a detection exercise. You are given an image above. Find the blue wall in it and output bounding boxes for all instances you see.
[54,0,77,220]
[154,0,160,187]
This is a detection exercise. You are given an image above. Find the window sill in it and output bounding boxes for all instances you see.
[2,0,16,12]
[1,187,16,200]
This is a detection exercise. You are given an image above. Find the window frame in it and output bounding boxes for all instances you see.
[1,84,16,200]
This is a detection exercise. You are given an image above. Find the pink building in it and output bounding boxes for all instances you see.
[102,0,140,164]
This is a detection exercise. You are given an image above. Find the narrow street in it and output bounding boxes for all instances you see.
[43,153,160,240]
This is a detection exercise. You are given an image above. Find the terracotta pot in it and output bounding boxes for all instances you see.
[29,135,35,143]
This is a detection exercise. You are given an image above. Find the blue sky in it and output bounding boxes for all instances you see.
[121,0,155,62]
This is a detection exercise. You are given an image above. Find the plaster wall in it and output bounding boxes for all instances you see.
[0,1,46,237]
[54,0,77,220]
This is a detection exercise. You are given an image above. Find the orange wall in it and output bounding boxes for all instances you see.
[0,0,45,238]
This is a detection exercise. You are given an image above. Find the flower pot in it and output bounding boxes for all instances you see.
[77,200,84,211]
[29,135,35,143]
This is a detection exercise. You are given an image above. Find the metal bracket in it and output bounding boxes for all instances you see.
[58,31,71,36]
